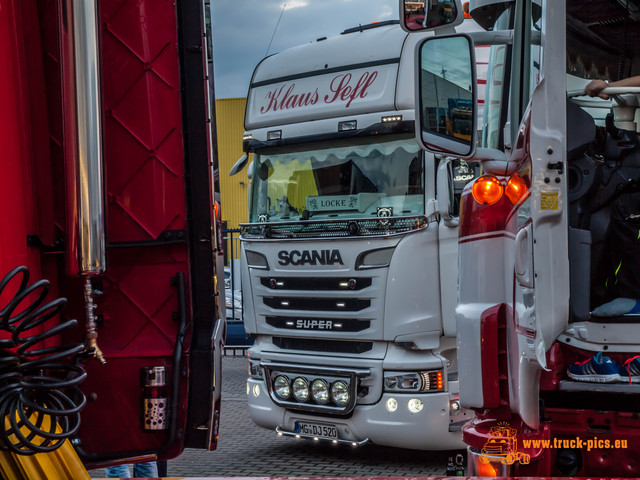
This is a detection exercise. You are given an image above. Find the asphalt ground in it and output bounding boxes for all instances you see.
[90,354,459,478]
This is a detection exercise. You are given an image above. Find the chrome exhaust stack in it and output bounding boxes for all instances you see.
[72,0,106,276]
[64,0,107,364]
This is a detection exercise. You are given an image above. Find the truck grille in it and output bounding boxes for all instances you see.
[260,276,372,291]
[241,215,427,240]
[266,316,370,332]
[264,297,370,312]
[272,337,373,354]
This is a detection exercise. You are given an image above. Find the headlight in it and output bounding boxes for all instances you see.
[421,370,444,391]
[292,377,309,402]
[273,375,290,400]
[330,380,349,406]
[311,379,329,404]
[383,370,444,392]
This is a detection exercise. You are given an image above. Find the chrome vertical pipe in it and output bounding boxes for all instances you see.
[72,0,106,275]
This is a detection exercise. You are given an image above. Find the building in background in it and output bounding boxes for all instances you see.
[216,97,251,234]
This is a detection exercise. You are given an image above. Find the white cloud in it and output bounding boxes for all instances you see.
[282,0,310,9]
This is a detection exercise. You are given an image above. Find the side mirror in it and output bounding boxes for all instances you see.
[230,154,249,176]
[400,0,464,32]
[415,34,476,158]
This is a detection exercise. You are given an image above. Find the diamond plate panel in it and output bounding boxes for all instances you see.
[101,0,184,242]
[98,257,183,354]
[101,31,146,107]
[105,0,177,64]
[110,71,180,151]
[114,156,184,239]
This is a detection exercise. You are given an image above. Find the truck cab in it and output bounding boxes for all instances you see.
[237,21,479,450]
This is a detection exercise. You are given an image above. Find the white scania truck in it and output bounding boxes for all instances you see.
[234,20,479,450]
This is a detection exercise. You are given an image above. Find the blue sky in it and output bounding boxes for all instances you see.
[210,0,398,99]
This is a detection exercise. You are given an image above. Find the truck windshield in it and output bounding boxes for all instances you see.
[249,137,424,223]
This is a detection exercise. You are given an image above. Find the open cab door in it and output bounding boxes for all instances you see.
[410,0,569,431]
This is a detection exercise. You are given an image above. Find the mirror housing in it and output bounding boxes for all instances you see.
[230,154,249,176]
[437,158,457,226]
[415,33,477,159]
[400,0,465,33]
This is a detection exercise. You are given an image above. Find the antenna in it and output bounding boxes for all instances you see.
[265,3,286,57]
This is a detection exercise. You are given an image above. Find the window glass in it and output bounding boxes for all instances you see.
[249,137,424,223]
[482,9,512,149]
[527,2,543,102]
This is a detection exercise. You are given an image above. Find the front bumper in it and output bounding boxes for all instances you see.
[247,377,467,450]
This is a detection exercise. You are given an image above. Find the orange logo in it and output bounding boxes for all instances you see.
[480,422,531,466]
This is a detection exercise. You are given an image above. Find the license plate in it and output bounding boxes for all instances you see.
[294,421,338,439]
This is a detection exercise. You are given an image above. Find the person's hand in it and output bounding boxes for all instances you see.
[585,79,609,99]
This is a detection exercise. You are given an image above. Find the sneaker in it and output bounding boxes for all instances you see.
[619,356,640,384]
[592,298,640,317]
[567,352,620,383]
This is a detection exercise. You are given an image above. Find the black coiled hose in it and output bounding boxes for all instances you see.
[0,266,86,455]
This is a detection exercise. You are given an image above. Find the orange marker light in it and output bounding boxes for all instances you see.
[472,175,504,205]
[476,457,499,477]
[505,173,528,205]
[463,2,472,19]
[436,371,443,390]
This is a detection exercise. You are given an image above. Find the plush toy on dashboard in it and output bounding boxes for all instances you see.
[277,196,298,217]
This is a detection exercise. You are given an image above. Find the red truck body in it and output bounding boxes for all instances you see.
[0,0,222,467]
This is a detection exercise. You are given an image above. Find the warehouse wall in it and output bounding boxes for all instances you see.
[215,97,251,231]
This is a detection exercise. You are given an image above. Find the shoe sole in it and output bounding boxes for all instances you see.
[567,372,620,383]
[618,374,640,383]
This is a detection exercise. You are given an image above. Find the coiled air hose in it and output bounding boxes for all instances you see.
[0,266,86,455]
